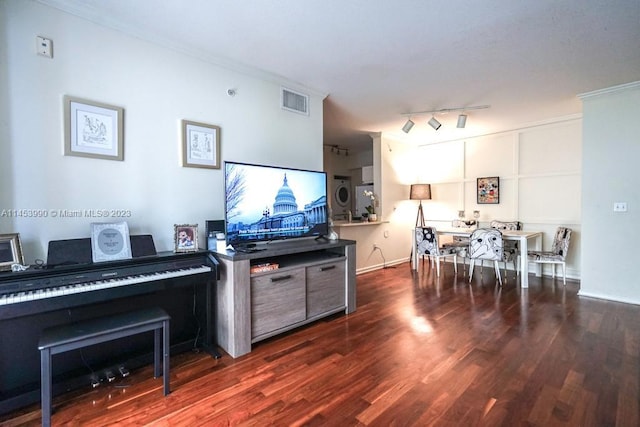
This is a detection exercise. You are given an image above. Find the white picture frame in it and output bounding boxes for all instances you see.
[91,222,132,262]
[0,233,24,271]
[64,95,124,161]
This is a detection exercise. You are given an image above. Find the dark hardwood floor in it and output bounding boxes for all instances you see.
[2,261,638,426]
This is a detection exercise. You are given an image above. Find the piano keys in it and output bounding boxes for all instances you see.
[0,264,211,306]
[0,253,214,319]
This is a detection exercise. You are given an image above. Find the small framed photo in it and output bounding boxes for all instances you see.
[181,120,220,169]
[477,176,500,204]
[64,95,124,161]
[91,222,132,263]
[174,224,199,252]
[0,233,24,271]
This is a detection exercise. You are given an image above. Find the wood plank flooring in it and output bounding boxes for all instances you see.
[2,262,638,426]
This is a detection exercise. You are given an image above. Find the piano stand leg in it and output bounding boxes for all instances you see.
[203,345,222,359]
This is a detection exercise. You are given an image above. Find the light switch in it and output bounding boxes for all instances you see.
[613,202,628,212]
[36,36,53,58]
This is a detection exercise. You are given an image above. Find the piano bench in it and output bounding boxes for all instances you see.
[37,307,171,427]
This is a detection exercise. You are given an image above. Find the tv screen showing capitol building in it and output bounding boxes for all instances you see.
[225,162,328,245]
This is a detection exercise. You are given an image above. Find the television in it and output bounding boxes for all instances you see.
[224,161,329,250]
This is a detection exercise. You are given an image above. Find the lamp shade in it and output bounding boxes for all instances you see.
[409,184,432,200]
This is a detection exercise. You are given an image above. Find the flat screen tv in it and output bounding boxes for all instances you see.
[224,161,329,249]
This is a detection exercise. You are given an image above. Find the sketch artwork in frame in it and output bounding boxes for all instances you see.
[64,95,124,160]
[0,233,24,271]
[477,176,500,204]
[174,224,199,252]
[182,120,220,169]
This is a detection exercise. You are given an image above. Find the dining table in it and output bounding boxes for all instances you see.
[433,227,543,288]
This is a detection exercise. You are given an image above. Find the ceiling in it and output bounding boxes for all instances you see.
[39,0,640,152]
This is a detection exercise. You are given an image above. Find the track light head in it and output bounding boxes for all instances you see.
[401,104,489,131]
[457,114,467,128]
[402,119,415,133]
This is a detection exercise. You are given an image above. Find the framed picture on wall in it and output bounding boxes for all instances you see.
[181,120,221,169]
[477,176,500,204]
[0,233,24,271]
[64,95,124,161]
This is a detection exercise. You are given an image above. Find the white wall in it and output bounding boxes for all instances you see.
[0,0,324,262]
[421,120,582,279]
[338,119,583,277]
[580,82,640,305]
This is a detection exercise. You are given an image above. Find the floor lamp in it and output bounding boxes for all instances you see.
[410,183,432,227]
[409,183,432,268]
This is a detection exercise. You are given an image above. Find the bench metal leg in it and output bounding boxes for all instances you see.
[40,348,52,427]
[154,328,161,378]
[153,322,170,395]
[163,319,170,395]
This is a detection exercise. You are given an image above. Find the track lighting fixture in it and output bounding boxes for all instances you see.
[400,104,489,132]
[323,144,349,156]
[428,117,442,130]
[402,119,415,133]
[457,114,467,128]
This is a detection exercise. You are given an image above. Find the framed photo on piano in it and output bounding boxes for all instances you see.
[0,233,24,271]
[174,224,199,252]
[90,222,132,263]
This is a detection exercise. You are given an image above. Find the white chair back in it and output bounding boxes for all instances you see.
[469,228,503,261]
[415,227,440,255]
[551,227,572,260]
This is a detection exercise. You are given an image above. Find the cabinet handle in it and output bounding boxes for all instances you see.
[320,265,336,272]
[270,275,292,283]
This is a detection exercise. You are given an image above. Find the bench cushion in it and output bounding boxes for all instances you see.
[39,307,170,350]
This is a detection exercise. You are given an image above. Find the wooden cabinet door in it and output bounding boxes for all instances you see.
[251,268,306,338]
[306,260,345,318]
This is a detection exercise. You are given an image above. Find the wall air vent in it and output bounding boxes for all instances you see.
[281,87,309,115]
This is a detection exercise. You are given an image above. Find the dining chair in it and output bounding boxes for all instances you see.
[468,228,504,286]
[490,220,522,279]
[414,227,458,277]
[444,219,472,274]
[527,226,572,285]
